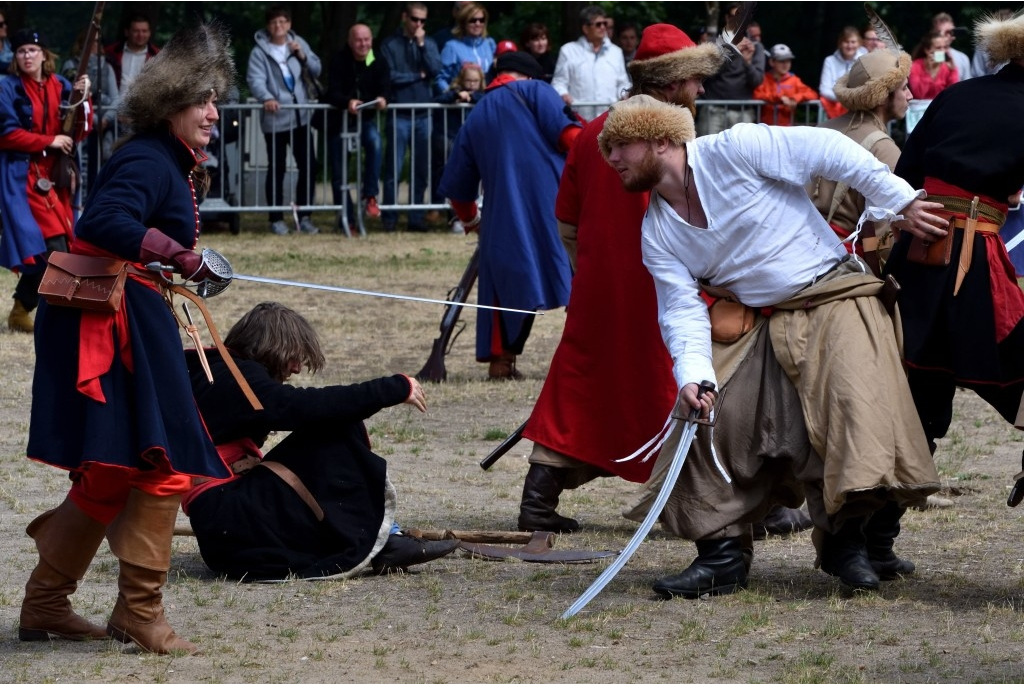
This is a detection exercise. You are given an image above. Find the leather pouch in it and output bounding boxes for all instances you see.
[709,298,756,344]
[906,214,955,266]
[38,252,129,312]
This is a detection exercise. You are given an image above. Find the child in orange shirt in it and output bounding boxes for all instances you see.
[753,44,819,126]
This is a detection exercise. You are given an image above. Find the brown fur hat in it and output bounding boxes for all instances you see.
[627,24,727,89]
[119,22,235,132]
[832,49,911,111]
[598,94,695,159]
[975,10,1024,64]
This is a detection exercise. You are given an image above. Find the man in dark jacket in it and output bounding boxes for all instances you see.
[326,23,390,230]
[379,2,441,232]
[696,1,764,135]
[183,302,459,581]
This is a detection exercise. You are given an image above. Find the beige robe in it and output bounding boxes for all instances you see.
[627,260,939,539]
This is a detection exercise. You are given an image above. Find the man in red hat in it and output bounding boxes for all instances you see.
[517,24,807,540]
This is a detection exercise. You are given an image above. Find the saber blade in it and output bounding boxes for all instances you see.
[232,273,540,315]
[561,381,715,620]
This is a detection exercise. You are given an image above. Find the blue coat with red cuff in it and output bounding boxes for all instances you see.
[27,130,228,479]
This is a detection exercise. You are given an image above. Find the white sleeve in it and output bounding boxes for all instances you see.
[641,214,716,391]
[550,46,570,96]
[737,125,919,213]
[819,56,839,100]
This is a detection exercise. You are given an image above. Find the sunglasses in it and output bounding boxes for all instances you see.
[467,17,486,24]
[408,16,427,24]
[589,20,609,28]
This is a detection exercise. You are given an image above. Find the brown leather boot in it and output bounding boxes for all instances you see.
[517,464,580,533]
[19,499,109,641]
[488,351,524,381]
[105,490,199,655]
[8,299,34,333]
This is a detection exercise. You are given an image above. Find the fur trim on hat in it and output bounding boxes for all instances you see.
[975,10,1024,64]
[628,41,727,89]
[120,22,235,133]
[832,50,910,111]
[598,95,694,159]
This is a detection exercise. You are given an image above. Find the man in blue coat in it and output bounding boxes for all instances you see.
[439,52,580,379]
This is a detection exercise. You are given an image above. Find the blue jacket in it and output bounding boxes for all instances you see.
[435,35,496,93]
[28,130,227,479]
[438,80,576,359]
[379,29,441,105]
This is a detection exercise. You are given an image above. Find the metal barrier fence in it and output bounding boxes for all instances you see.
[85,98,824,234]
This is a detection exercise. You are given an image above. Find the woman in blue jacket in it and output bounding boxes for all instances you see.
[435,3,496,94]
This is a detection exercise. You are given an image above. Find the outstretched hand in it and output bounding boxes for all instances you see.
[404,377,427,412]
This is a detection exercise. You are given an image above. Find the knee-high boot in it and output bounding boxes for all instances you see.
[105,490,199,655]
[864,500,915,579]
[19,498,109,641]
[819,516,880,591]
[517,464,580,533]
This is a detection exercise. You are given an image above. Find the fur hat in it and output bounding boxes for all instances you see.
[832,49,911,111]
[597,94,695,159]
[974,10,1024,64]
[119,22,235,133]
[627,24,727,89]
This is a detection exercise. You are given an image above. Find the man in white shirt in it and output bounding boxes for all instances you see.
[105,14,160,96]
[551,5,630,121]
[597,95,947,599]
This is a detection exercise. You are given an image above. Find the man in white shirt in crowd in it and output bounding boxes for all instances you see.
[598,95,947,599]
[105,14,160,97]
[551,5,630,121]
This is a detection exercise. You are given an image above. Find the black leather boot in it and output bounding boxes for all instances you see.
[864,500,915,580]
[517,464,580,533]
[819,517,880,591]
[752,505,813,540]
[371,533,460,574]
[652,537,749,599]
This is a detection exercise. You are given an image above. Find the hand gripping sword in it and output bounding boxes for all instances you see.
[561,380,717,620]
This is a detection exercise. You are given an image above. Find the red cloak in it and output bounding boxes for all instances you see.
[523,112,677,483]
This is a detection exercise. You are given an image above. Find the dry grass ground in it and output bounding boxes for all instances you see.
[3,223,1024,683]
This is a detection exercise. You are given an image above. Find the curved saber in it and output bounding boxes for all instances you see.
[232,273,540,315]
[561,381,715,620]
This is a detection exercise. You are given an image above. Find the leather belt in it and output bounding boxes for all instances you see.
[952,217,1001,233]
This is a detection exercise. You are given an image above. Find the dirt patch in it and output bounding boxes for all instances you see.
[3,230,1024,683]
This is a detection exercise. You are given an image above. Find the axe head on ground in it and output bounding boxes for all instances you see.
[458,530,619,564]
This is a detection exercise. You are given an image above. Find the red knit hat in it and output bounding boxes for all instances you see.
[633,24,696,62]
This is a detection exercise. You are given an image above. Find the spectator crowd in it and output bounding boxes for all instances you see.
[0,4,1004,271]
